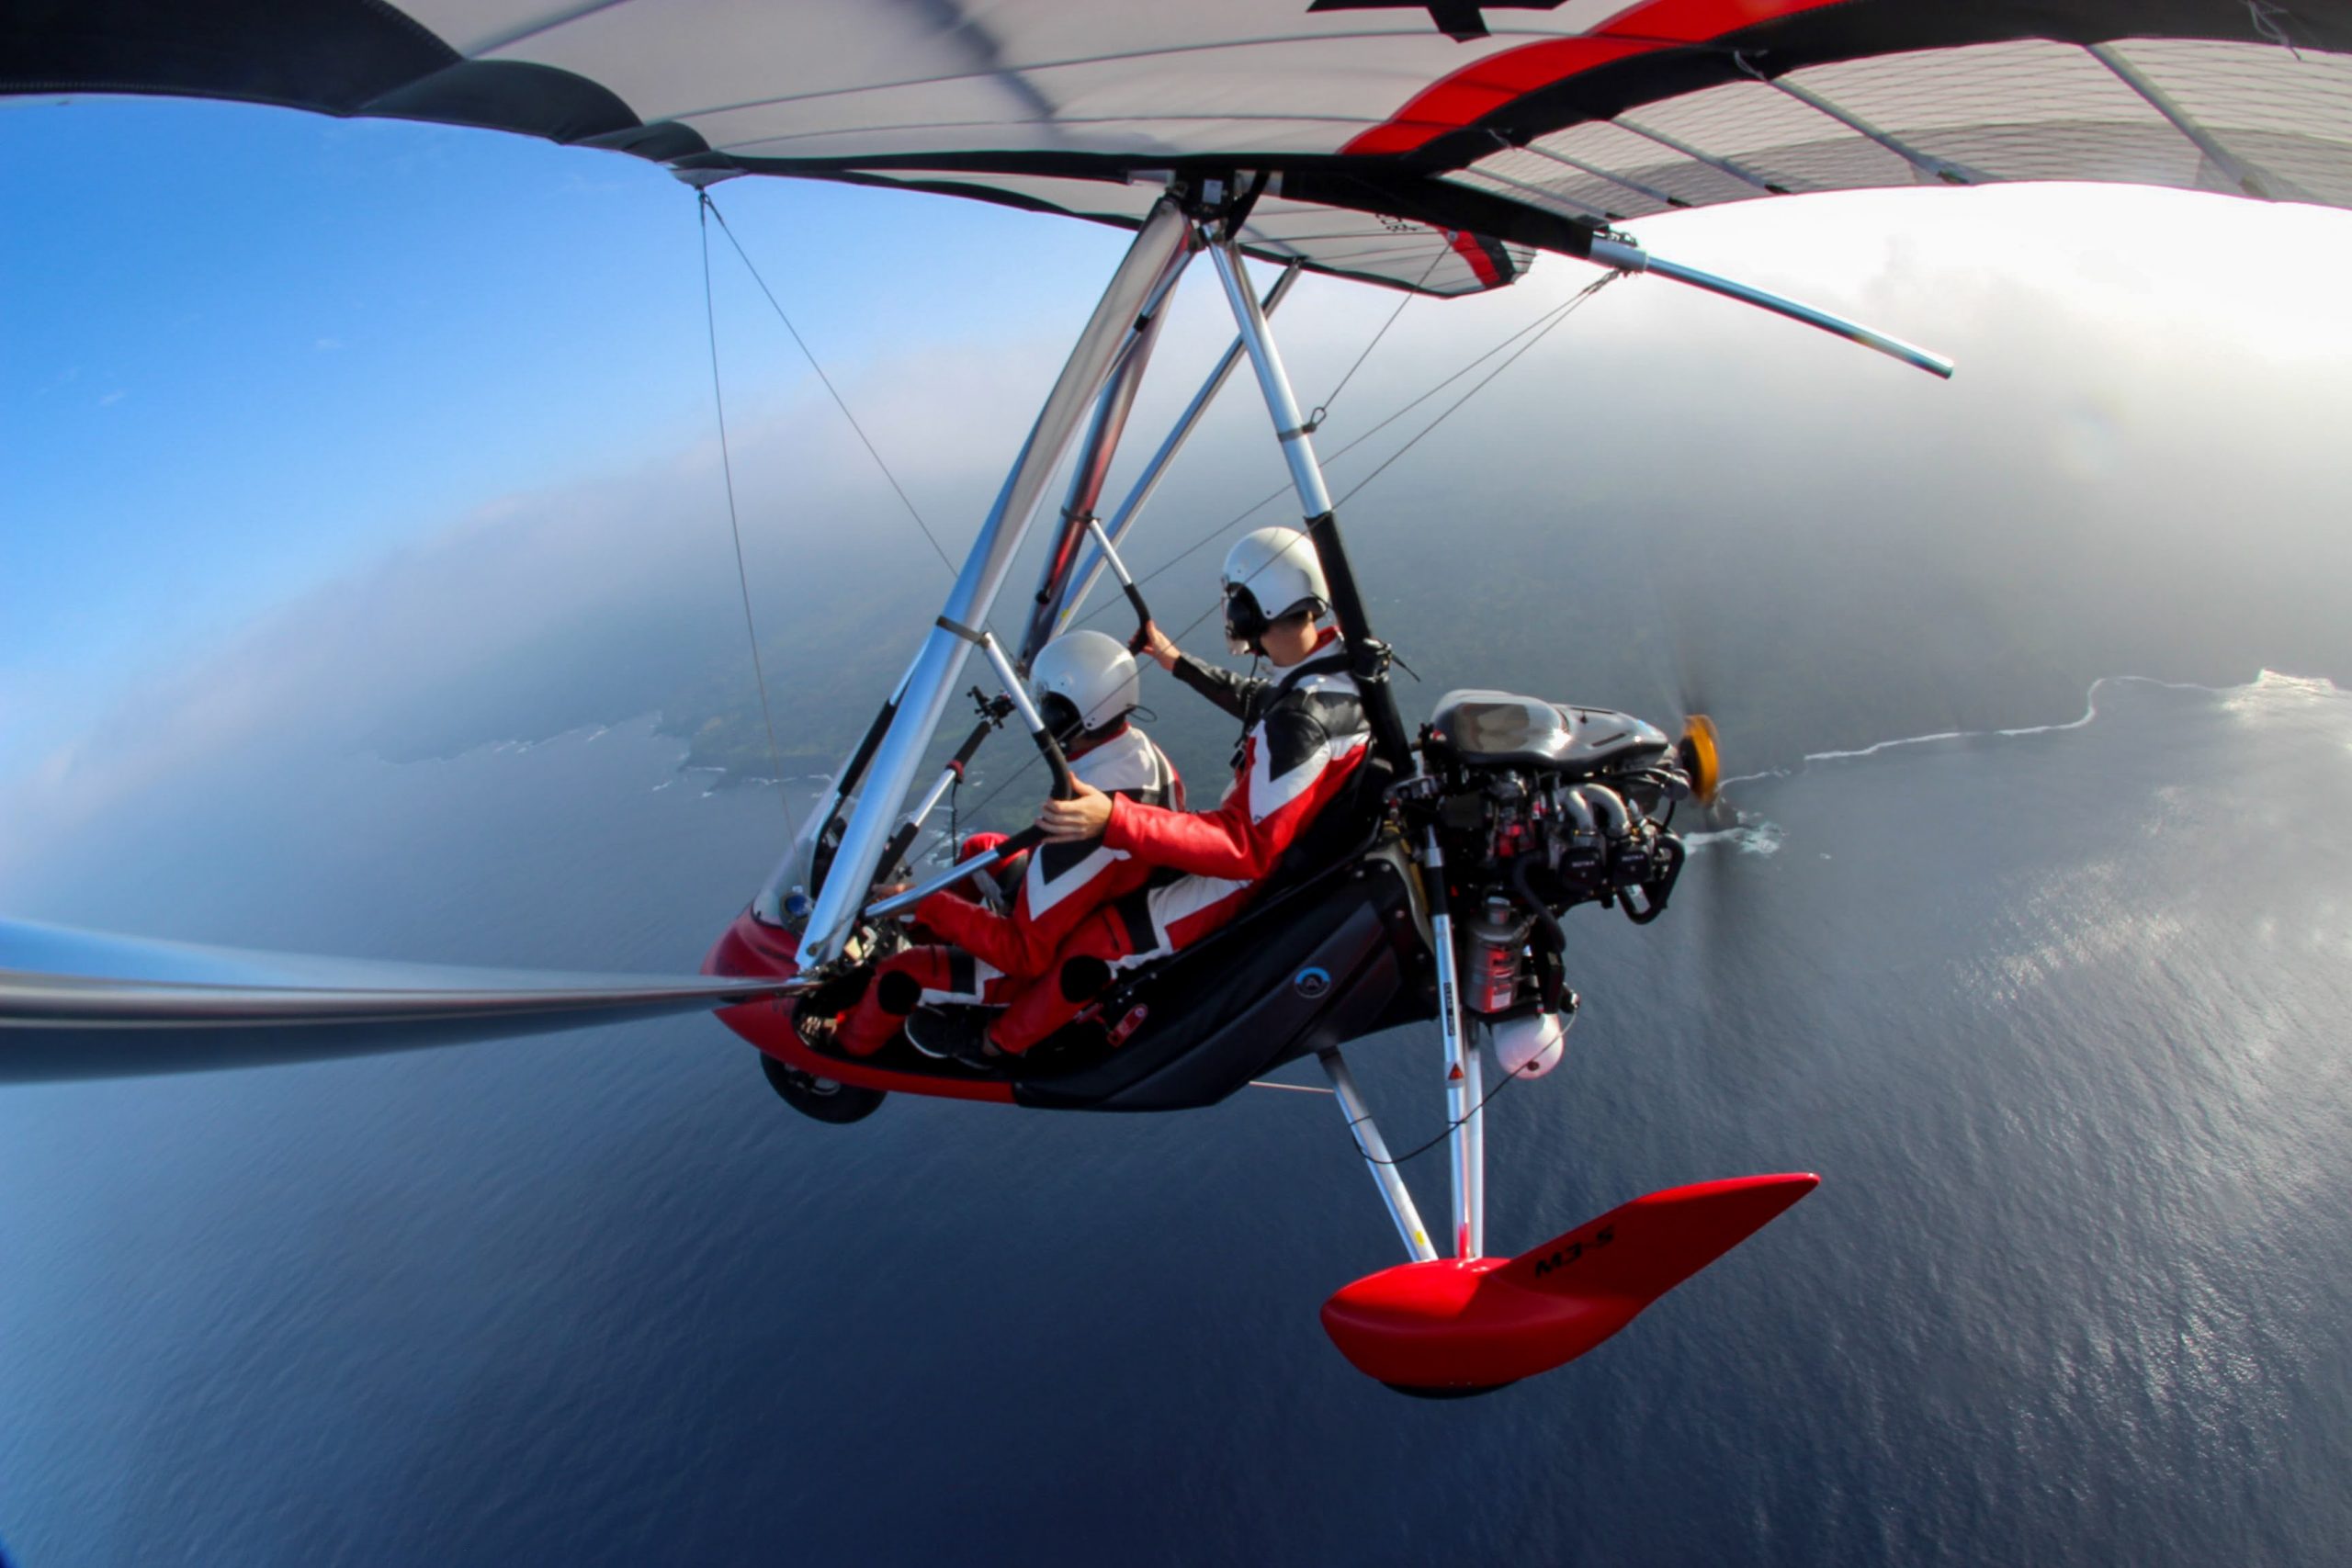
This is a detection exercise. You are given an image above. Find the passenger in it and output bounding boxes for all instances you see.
[831,630,1181,1057]
[905,526,1369,1064]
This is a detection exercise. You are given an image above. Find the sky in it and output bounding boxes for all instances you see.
[0,94,1138,775]
[9,90,2352,867]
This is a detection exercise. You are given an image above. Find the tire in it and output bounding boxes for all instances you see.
[760,1050,887,1124]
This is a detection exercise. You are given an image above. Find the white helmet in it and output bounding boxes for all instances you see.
[1030,629,1141,740]
[1221,526,1329,652]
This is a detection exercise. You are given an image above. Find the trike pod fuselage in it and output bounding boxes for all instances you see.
[703,837,1434,1113]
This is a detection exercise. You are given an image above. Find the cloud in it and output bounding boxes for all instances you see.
[96,389,126,407]
[0,326,1080,863]
[314,337,344,352]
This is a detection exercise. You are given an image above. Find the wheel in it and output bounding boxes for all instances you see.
[760,1050,886,1124]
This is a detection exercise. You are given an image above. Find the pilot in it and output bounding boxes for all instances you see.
[905,525,1369,1064]
[831,629,1182,1057]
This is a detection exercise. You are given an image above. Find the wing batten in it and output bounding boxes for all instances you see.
[1453,35,2352,226]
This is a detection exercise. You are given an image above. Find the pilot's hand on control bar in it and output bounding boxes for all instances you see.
[1038,779,1113,841]
[1141,622,1181,672]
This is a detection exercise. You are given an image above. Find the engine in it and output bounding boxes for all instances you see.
[1409,690,1703,1048]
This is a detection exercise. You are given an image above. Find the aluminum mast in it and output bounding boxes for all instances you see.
[1051,260,1302,639]
[797,198,1191,965]
[1210,229,1482,1258]
[1015,250,1191,664]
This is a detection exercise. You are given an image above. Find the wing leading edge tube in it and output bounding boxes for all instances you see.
[0,919,803,1083]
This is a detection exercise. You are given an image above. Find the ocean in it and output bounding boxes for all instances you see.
[3,671,2347,1565]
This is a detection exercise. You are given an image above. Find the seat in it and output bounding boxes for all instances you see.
[1007,750,1416,1104]
[1014,830,1427,1110]
[1263,753,1396,893]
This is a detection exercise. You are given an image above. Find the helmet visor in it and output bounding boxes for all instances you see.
[1222,582,1269,652]
[1038,692,1086,745]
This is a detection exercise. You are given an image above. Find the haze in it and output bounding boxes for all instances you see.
[9,97,2352,888]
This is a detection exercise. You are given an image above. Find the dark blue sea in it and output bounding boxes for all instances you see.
[5,672,2349,1565]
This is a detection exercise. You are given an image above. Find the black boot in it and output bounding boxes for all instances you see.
[903,1005,1003,1066]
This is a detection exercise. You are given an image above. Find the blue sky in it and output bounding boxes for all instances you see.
[1,95,1133,773]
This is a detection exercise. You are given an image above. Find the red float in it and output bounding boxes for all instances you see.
[1322,1173,1819,1393]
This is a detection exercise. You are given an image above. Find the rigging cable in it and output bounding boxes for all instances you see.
[698,194,792,827]
[1332,270,1619,511]
[1303,245,1445,433]
[700,191,957,577]
[1351,1055,1536,1166]
[1079,269,1618,626]
[956,272,1619,831]
[911,269,1623,850]
[1161,270,1622,646]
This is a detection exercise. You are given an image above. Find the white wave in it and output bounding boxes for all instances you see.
[1774,671,2330,781]
[2253,668,2341,694]
[1989,674,2228,740]
[650,779,674,792]
[1804,728,1974,763]
[1684,820,1784,857]
[2226,668,2344,713]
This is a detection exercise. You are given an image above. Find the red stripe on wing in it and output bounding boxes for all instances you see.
[1447,226,1506,288]
[1341,0,1849,158]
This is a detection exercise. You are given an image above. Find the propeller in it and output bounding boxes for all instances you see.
[1676,712,1724,814]
[1639,593,1780,976]
[0,918,805,1084]
[1650,585,1738,831]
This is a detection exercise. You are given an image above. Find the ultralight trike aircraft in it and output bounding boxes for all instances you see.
[7,0,2350,1394]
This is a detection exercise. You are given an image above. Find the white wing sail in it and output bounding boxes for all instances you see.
[10,3,2350,295]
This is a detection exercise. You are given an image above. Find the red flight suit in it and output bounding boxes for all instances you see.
[983,631,1370,1054]
[835,723,1181,1056]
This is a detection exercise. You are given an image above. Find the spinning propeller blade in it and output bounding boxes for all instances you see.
[1668,702,1772,966]
[0,919,804,1084]
[1649,584,1743,833]
[1677,713,1723,808]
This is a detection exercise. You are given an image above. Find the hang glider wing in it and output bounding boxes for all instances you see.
[6,3,2350,297]
[0,919,801,1083]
